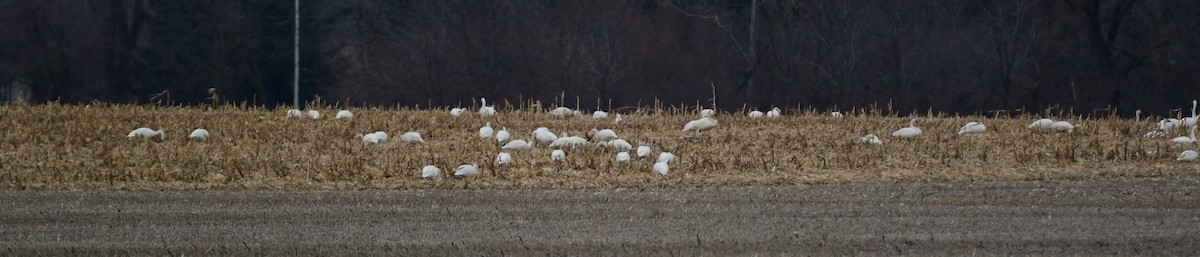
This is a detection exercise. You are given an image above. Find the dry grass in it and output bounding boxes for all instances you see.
[0,102,1196,190]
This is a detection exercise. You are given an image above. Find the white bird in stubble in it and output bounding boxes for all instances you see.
[658,152,677,163]
[831,111,844,118]
[422,165,441,179]
[336,110,353,120]
[589,128,618,142]
[616,152,632,163]
[766,107,782,118]
[188,128,209,140]
[653,162,669,176]
[533,127,558,145]
[551,150,567,162]
[857,134,883,145]
[700,109,715,118]
[748,110,764,118]
[1160,118,1181,131]
[286,109,303,118]
[957,122,986,135]
[1170,136,1195,144]
[550,134,589,148]
[450,107,465,117]
[360,133,383,145]
[606,139,633,150]
[495,127,511,144]
[478,98,496,117]
[1050,121,1080,132]
[495,152,514,165]
[372,131,389,143]
[400,132,424,143]
[454,164,480,177]
[127,127,165,140]
[1145,131,1166,138]
[614,114,622,124]
[479,122,494,139]
[1028,118,1055,131]
[892,118,923,139]
[307,110,320,119]
[636,145,652,158]
[502,139,533,150]
[1177,126,1197,162]
[550,107,573,118]
[593,111,608,119]
[683,117,719,132]
[359,131,388,145]
[1183,100,1198,127]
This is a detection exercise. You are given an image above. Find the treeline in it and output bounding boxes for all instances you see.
[0,0,1197,115]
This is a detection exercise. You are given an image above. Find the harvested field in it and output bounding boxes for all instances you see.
[0,103,1198,190]
[3,178,1199,255]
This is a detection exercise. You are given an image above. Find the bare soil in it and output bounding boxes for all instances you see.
[3,178,1200,256]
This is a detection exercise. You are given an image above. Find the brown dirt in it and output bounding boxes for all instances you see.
[4,178,1199,256]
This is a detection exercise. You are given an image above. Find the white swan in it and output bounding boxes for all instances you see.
[478,98,496,117]
[1050,121,1080,132]
[1145,131,1166,138]
[502,139,533,150]
[550,134,589,148]
[335,110,353,120]
[1178,126,1197,162]
[614,114,622,124]
[1028,118,1055,130]
[606,139,633,150]
[616,152,631,163]
[657,152,677,163]
[1179,150,1198,162]
[748,110,764,118]
[360,133,383,145]
[1183,100,1198,127]
[653,162,669,176]
[700,109,715,118]
[495,127,511,144]
[1171,136,1195,144]
[454,164,480,177]
[450,107,465,117]
[479,122,494,139]
[857,134,883,145]
[551,150,566,162]
[550,107,573,118]
[127,128,165,140]
[400,131,424,143]
[188,129,210,140]
[286,109,303,118]
[636,145,652,158]
[495,152,514,165]
[766,107,782,118]
[307,110,320,119]
[421,165,441,178]
[957,122,986,135]
[589,128,618,141]
[593,111,608,119]
[831,111,844,118]
[533,127,558,145]
[1160,118,1182,131]
[892,118,923,138]
[683,117,719,132]
[372,131,389,143]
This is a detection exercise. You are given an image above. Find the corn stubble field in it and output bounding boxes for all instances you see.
[1,102,1196,190]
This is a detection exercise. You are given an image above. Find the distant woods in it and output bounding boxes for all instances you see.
[0,0,1196,115]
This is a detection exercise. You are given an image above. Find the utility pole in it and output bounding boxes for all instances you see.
[293,0,300,109]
